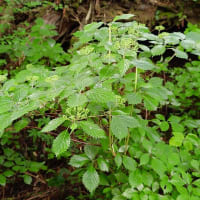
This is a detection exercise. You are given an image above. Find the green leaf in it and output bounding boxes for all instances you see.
[23,175,32,185]
[97,157,109,172]
[131,59,155,70]
[0,96,13,114]
[168,152,180,166]
[151,45,166,56]
[169,132,184,147]
[126,93,142,105]
[69,155,89,168]
[143,95,158,111]
[14,118,30,132]
[52,130,70,157]
[113,14,135,22]
[79,121,106,138]
[173,49,188,59]
[160,121,169,132]
[82,165,100,193]
[140,153,150,165]
[111,115,140,140]
[67,93,87,107]
[191,160,199,170]
[142,170,153,186]
[84,145,99,160]
[181,39,195,50]
[3,170,14,177]
[87,88,116,104]
[129,170,143,188]
[0,174,6,186]
[151,158,167,177]
[123,156,137,171]
[41,117,66,132]
[115,153,122,168]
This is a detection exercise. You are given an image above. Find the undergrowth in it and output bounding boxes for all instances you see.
[0,13,200,200]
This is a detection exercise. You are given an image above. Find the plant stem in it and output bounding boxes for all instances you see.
[108,24,112,64]
[125,131,130,155]
[108,109,115,156]
[125,67,138,154]
[135,67,138,92]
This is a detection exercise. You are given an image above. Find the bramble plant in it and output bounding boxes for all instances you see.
[0,14,200,199]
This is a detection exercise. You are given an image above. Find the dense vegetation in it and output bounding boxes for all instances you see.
[0,1,200,199]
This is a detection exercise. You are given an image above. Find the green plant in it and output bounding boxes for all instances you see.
[0,14,200,200]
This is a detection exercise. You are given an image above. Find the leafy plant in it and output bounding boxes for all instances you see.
[0,13,200,200]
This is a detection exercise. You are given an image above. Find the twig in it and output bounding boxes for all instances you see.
[71,138,101,146]
[24,172,46,184]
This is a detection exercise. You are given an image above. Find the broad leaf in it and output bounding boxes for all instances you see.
[123,156,137,171]
[69,155,89,168]
[126,93,142,105]
[87,88,116,104]
[151,45,166,56]
[151,158,167,177]
[23,175,32,185]
[115,153,122,168]
[82,165,100,193]
[67,93,87,107]
[173,49,188,59]
[84,145,99,160]
[131,59,155,70]
[0,174,6,186]
[140,153,150,165]
[169,132,184,147]
[97,157,109,172]
[79,121,106,138]
[129,170,143,188]
[41,117,66,132]
[52,130,70,157]
[113,14,135,22]
[111,115,140,140]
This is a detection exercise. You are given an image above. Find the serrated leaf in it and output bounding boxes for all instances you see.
[41,117,66,132]
[79,121,106,138]
[123,156,137,171]
[84,145,99,160]
[69,155,89,168]
[23,175,32,185]
[67,93,87,107]
[0,96,13,114]
[143,95,158,111]
[131,59,155,70]
[126,93,142,105]
[97,157,109,172]
[113,14,135,22]
[52,130,70,157]
[82,165,99,193]
[111,115,140,140]
[87,88,116,104]
[151,45,166,56]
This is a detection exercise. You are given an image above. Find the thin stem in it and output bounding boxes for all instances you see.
[125,131,130,154]
[125,67,138,154]
[108,109,115,156]
[108,24,112,64]
[134,67,138,92]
